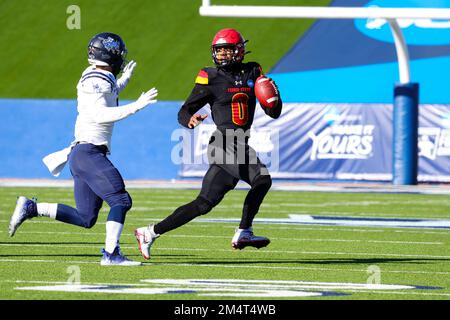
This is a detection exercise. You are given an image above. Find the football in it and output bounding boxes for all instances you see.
[255,76,279,108]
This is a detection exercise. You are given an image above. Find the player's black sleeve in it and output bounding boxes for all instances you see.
[178,84,212,128]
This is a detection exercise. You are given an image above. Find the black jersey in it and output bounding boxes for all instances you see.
[178,62,282,132]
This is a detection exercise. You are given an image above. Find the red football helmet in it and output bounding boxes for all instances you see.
[211,28,247,67]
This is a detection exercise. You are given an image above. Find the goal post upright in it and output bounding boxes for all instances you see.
[199,1,450,185]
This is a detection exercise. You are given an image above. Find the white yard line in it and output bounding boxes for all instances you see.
[1,219,449,235]
[0,243,448,259]
[0,230,444,245]
[5,279,450,298]
[337,290,450,297]
[1,259,450,276]
[4,179,450,195]
[0,259,98,264]
[0,230,443,245]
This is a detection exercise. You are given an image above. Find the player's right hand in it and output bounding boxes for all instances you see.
[136,88,158,110]
[122,60,137,78]
[188,114,208,128]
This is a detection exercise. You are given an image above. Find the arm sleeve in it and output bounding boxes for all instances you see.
[178,84,211,128]
[78,76,146,124]
[86,95,144,124]
[116,75,130,93]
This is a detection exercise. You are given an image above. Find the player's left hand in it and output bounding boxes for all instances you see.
[122,60,137,78]
[188,114,208,128]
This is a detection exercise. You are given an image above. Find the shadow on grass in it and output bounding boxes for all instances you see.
[166,257,450,265]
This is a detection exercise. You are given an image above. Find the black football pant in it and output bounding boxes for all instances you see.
[153,163,272,235]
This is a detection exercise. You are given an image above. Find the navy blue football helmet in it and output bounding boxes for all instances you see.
[87,32,127,76]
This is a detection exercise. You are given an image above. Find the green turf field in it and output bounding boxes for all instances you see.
[1,187,449,300]
[0,0,330,100]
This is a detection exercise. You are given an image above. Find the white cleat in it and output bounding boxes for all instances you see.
[100,246,142,266]
[9,196,37,237]
[231,227,270,250]
[134,225,159,260]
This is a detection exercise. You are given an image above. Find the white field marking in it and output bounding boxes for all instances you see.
[12,279,441,298]
[155,262,450,276]
[1,259,449,276]
[0,219,378,231]
[143,247,450,260]
[1,219,449,236]
[274,238,443,245]
[289,214,450,229]
[115,205,450,219]
[8,280,150,287]
[340,290,450,297]
[1,219,448,236]
[142,278,419,291]
[130,201,433,210]
[14,284,323,297]
[13,285,199,296]
[222,210,450,220]
[0,230,441,245]
[1,218,448,236]
[263,199,450,206]
[7,199,438,218]
[0,259,99,264]
[1,243,449,259]
[253,224,449,235]
[0,278,412,291]
[260,208,450,219]
[197,215,450,229]
[281,211,450,219]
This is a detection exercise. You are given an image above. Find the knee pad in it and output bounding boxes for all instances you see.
[108,192,132,212]
[107,204,131,224]
[123,192,132,211]
[252,174,272,191]
[83,215,98,229]
[194,196,214,216]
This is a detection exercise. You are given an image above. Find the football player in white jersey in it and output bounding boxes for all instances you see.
[9,32,158,266]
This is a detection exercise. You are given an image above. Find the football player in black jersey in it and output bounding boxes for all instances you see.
[135,28,282,259]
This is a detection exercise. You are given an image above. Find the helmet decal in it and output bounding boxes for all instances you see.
[102,37,122,55]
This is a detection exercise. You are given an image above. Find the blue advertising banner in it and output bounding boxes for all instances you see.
[180,103,450,183]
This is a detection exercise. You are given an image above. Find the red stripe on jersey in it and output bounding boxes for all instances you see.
[198,70,208,79]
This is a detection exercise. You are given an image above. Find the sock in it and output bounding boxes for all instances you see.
[149,225,160,238]
[105,221,124,254]
[36,203,58,219]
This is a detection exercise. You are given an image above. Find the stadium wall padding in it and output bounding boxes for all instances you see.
[2,99,450,182]
[0,99,181,180]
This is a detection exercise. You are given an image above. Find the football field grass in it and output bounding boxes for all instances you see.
[0,0,331,100]
[0,187,449,300]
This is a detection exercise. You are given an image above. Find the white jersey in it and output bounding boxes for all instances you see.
[43,66,138,177]
[74,66,119,152]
